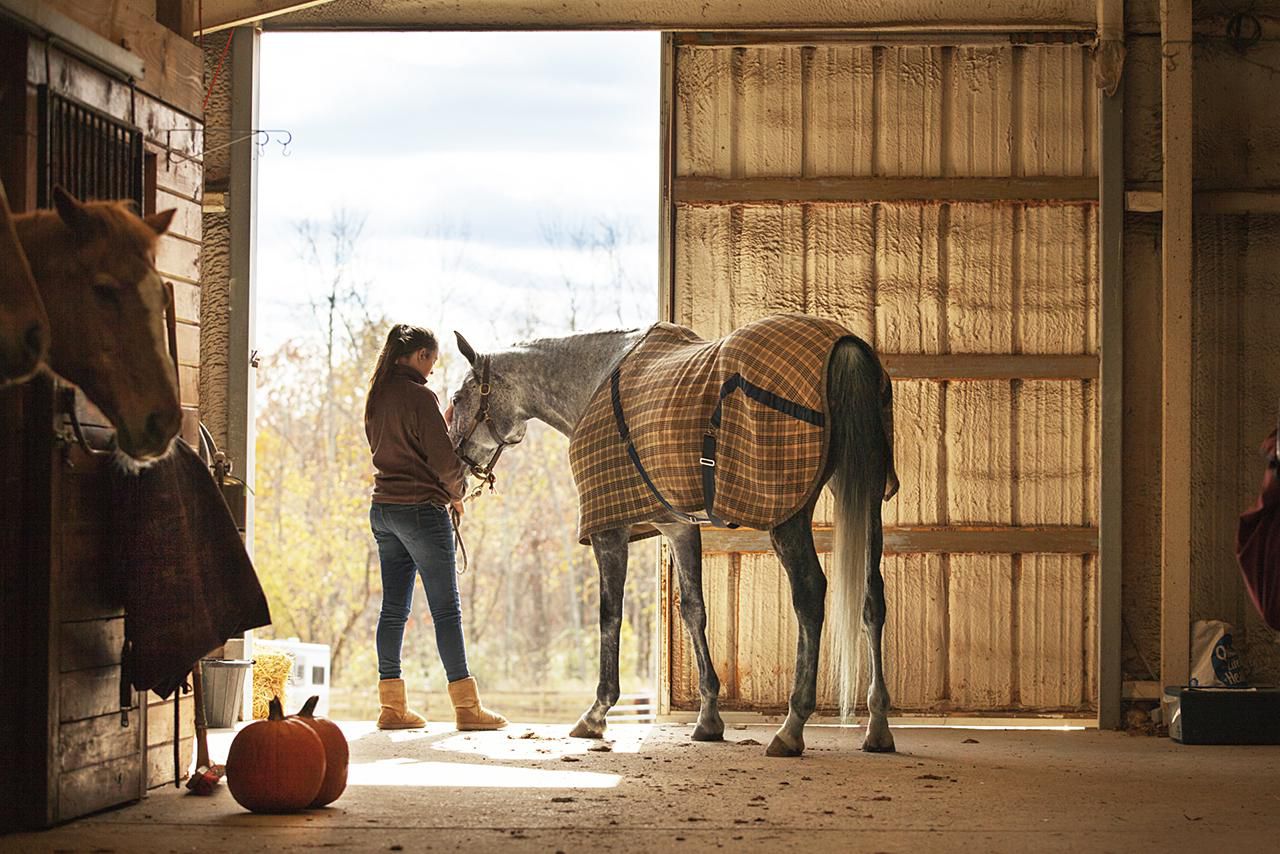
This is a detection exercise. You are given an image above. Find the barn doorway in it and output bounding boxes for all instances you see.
[248,30,662,723]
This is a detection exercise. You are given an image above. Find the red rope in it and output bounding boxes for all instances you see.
[201,31,234,115]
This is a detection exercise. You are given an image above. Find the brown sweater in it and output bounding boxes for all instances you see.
[366,363,467,505]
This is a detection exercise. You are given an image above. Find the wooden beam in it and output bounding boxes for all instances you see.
[245,1,1096,32]
[673,30,1095,47]
[41,0,204,117]
[156,0,196,41]
[659,33,676,324]
[196,0,339,34]
[0,0,143,78]
[701,526,1099,555]
[882,353,1098,381]
[1126,189,1280,215]
[674,176,1099,205]
[1160,0,1193,689]
[1097,52,1125,731]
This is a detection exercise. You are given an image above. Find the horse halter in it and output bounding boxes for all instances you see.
[456,354,518,496]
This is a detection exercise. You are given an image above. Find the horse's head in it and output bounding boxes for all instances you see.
[0,183,49,384]
[40,187,181,461]
[448,331,528,478]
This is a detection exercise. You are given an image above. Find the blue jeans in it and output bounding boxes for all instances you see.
[370,502,470,683]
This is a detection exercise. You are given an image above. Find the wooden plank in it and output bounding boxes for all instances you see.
[172,280,200,324]
[146,693,194,747]
[179,365,199,407]
[157,233,200,284]
[674,31,1094,48]
[59,665,124,722]
[59,617,124,672]
[1160,0,1193,689]
[181,405,200,448]
[196,0,338,34]
[45,0,204,118]
[1125,189,1280,214]
[155,154,204,202]
[58,755,141,822]
[59,520,123,621]
[154,189,201,241]
[146,739,192,789]
[176,320,198,366]
[701,525,1099,554]
[1098,74,1124,729]
[659,33,675,322]
[674,176,1099,205]
[155,0,197,40]
[58,708,141,773]
[882,353,1098,380]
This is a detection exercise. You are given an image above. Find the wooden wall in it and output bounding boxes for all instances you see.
[665,39,1100,714]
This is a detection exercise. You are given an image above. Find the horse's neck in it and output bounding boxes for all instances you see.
[497,329,645,437]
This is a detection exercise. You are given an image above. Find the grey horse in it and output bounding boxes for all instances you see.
[448,326,896,756]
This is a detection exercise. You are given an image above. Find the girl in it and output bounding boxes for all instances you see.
[364,324,506,731]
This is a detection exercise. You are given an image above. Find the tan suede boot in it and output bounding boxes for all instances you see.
[377,678,426,729]
[447,676,508,731]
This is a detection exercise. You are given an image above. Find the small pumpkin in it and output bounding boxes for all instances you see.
[226,695,326,813]
[292,695,349,808]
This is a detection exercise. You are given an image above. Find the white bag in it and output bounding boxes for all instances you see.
[1189,620,1245,687]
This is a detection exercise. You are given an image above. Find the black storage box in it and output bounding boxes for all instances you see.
[1164,686,1280,745]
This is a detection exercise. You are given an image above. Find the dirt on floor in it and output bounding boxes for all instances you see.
[5,722,1280,853]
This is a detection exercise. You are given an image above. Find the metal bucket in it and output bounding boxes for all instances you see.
[199,659,252,729]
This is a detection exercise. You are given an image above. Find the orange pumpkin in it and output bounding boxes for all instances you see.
[293,695,349,808]
[226,696,326,813]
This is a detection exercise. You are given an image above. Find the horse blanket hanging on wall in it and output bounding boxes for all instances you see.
[569,313,871,544]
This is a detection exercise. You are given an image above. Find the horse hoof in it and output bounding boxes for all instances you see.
[765,734,804,757]
[691,724,724,742]
[861,734,896,753]
[570,719,605,739]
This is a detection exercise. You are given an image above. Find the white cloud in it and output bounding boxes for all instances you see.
[256,31,660,355]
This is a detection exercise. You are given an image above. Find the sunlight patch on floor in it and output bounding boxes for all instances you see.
[346,758,621,789]
[430,723,653,761]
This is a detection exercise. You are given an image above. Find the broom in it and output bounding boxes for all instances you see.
[185,663,225,795]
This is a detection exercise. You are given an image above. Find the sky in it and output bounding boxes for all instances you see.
[255,31,661,358]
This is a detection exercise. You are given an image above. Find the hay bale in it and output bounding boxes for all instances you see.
[251,651,293,719]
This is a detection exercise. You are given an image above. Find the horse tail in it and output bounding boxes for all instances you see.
[826,337,890,722]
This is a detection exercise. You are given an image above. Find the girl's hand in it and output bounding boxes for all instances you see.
[451,499,465,518]
[444,403,455,425]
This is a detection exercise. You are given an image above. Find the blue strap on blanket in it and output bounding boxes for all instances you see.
[611,367,823,528]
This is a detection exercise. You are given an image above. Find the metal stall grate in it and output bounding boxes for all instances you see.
[37,86,143,208]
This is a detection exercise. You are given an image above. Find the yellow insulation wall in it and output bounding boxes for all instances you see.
[668,41,1099,713]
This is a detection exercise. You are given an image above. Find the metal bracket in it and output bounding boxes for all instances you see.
[163,127,292,166]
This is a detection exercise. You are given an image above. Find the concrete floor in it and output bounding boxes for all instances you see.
[6,722,1280,853]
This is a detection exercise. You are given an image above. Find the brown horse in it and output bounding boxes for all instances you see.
[12,187,180,461]
[0,180,49,384]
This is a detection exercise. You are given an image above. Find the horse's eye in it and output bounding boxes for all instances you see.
[92,278,121,304]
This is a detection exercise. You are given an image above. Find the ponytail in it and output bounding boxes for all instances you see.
[366,323,438,420]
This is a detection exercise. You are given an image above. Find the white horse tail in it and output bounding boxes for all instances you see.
[826,337,890,721]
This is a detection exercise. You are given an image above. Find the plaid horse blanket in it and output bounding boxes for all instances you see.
[569,314,858,544]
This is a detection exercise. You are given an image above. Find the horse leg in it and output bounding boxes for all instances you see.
[656,522,724,742]
[570,526,629,739]
[766,507,825,758]
[862,501,895,752]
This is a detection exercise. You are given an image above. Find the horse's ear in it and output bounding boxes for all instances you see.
[454,331,478,367]
[144,208,176,236]
[52,185,93,234]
